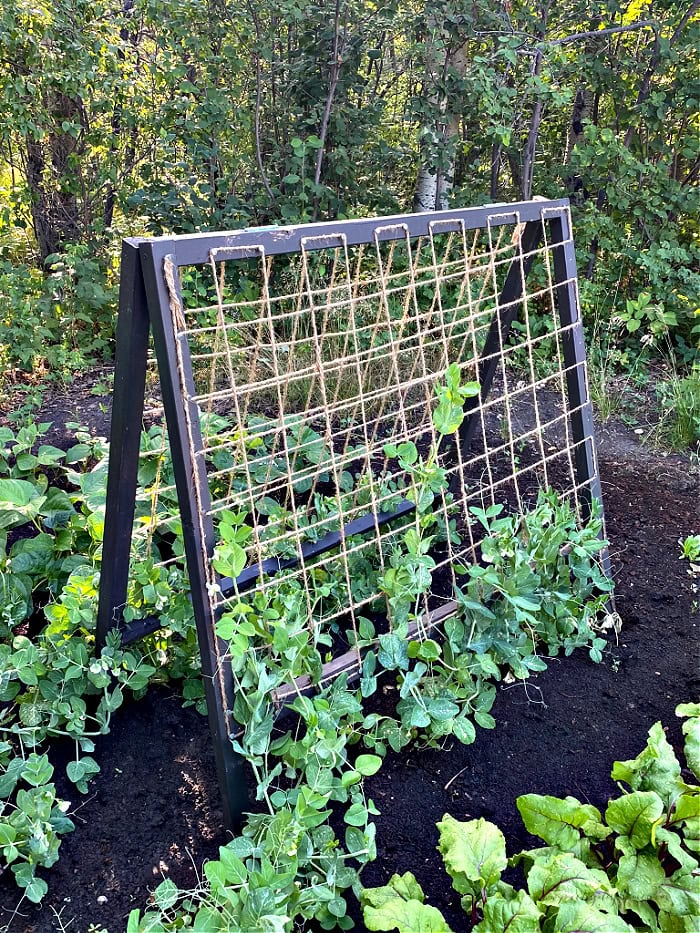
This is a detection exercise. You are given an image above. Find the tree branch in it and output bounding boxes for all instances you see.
[246,2,275,204]
[542,20,658,48]
[312,0,344,219]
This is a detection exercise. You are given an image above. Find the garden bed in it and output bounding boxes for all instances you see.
[0,419,696,932]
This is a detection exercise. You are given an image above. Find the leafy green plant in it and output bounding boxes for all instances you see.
[618,293,678,341]
[361,702,700,932]
[0,421,182,901]
[654,368,700,454]
[0,750,74,903]
[680,534,700,561]
[126,368,613,931]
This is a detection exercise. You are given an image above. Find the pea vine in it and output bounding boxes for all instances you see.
[0,367,613,915]
[126,367,613,932]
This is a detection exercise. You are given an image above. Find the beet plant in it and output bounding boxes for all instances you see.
[361,703,700,932]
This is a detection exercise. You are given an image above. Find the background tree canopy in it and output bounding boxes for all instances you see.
[0,0,698,385]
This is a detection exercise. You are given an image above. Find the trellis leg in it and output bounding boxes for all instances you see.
[456,219,543,462]
[139,242,248,831]
[97,240,150,649]
[547,209,612,579]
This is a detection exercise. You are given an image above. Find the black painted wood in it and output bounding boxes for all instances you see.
[136,199,569,267]
[98,198,612,831]
[118,498,416,635]
[219,497,415,596]
[139,244,248,830]
[547,210,612,579]
[96,241,150,649]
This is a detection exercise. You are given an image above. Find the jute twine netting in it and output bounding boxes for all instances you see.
[130,206,598,704]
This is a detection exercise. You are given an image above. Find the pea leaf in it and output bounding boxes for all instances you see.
[355,754,383,777]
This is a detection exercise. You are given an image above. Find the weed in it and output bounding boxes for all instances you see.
[654,367,700,454]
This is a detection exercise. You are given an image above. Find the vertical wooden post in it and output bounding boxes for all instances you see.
[139,242,248,831]
[96,240,150,649]
[547,208,612,578]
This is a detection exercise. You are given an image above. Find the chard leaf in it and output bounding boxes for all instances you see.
[668,793,700,828]
[682,812,700,854]
[657,910,692,931]
[653,870,700,918]
[361,873,453,932]
[437,815,507,895]
[527,852,612,907]
[364,901,452,932]
[654,826,699,874]
[611,723,683,805]
[619,896,661,930]
[552,901,635,932]
[473,888,542,932]
[676,704,700,781]
[517,794,608,850]
[616,851,665,899]
[605,791,664,850]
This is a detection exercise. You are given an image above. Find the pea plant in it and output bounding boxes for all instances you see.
[0,424,165,901]
[126,368,614,931]
[0,367,614,912]
[0,746,76,904]
[361,703,700,933]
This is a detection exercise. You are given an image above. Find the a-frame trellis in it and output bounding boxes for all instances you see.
[96,199,607,829]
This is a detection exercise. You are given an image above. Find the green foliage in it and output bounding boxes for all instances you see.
[363,873,452,933]
[0,421,180,901]
[654,367,700,453]
[0,371,612,911]
[0,750,74,903]
[361,703,700,932]
[0,248,116,397]
[125,371,612,931]
[1,0,698,405]
[679,535,700,563]
[0,347,615,916]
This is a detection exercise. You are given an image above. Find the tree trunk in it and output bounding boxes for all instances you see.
[412,33,467,213]
[103,0,137,231]
[565,88,594,164]
[25,90,83,262]
[521,2,551,201]
[490,143,502,200]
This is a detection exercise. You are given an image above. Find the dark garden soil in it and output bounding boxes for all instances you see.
[0,379,698,933]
